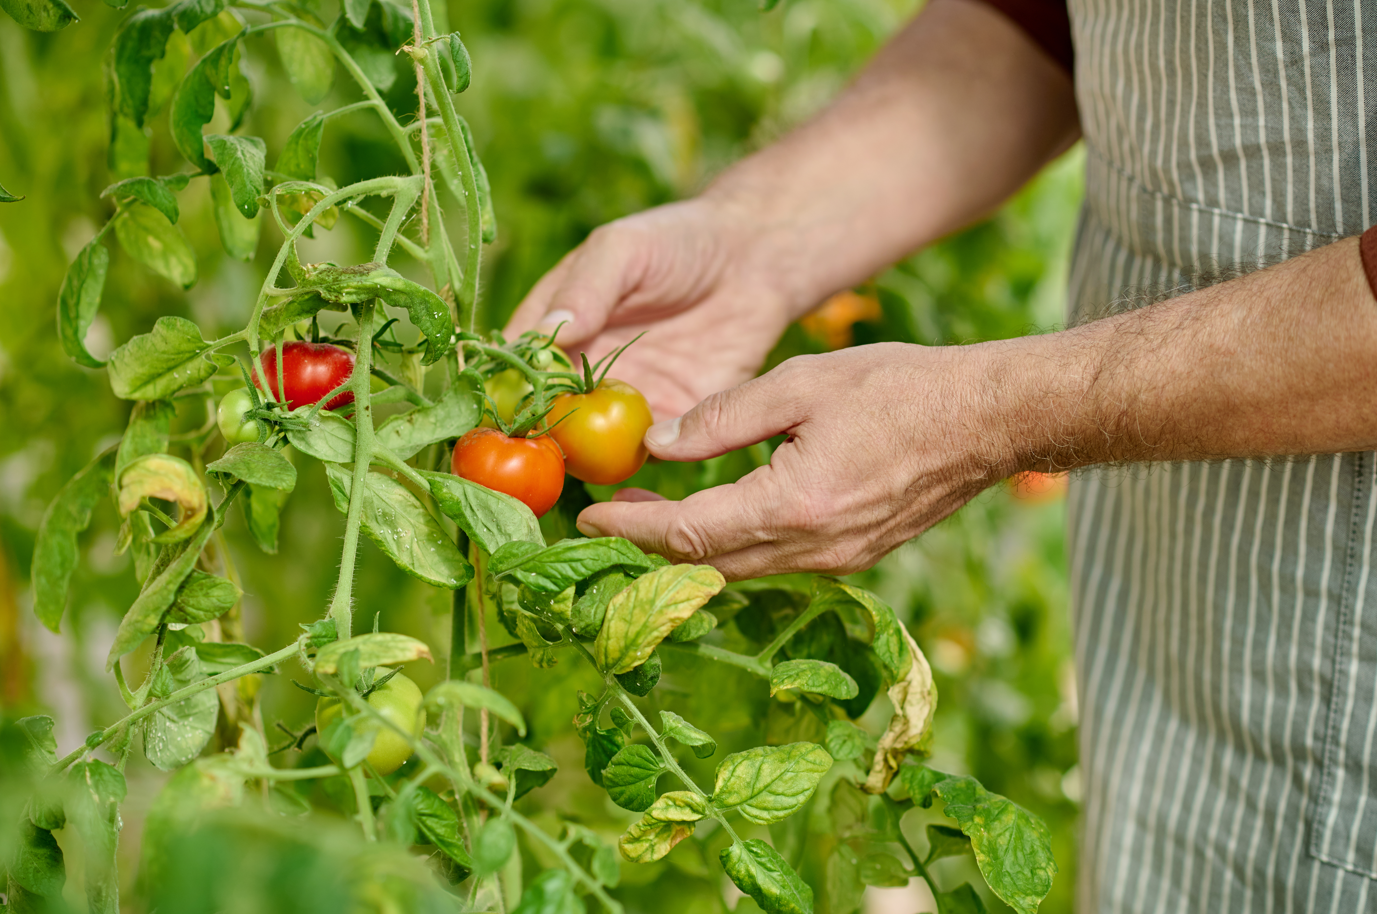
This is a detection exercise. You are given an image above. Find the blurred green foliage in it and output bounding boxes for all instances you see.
[0,0,1083,910]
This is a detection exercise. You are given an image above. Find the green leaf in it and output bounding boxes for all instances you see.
[144,645,219,770]
[343,0,369,29]
[471,817,515,877]
[583,727,624,788]
[906,768,1056,914]
[769,659,858,700]
[210,171,260,261]
[564,823,620,886]
[864,624,936,794]
[167,569,241,624]
[454,116,496,243]
[615,650,661,696]
[107,511,216,668]
[114,201,198,289]
[927,824,973,863]
[246,482,289,553]
[513,869,584,914]
[206,442,296,490]
[713,743,832,825]
[108,313,218,399]
[496,744,558,800]
[116,453,208,543]
[425,680,526,736]
[61,249,118,358]
[312,632,432,674]
[194,641,267,673]
[444,33,471,93]
[68,760,127,914]
[170,0,224,33]
[109,114,151,180]
[669,609,716,642]
[601,744,665,812]
[0,0,75,30]
[171,35,239,171]
[376,383,482,459]
[618,791,707,863]
[593,563,724,674]
[809,577,910,683]
[935,883,988,914]
[325,466,472,590]
[108,7,176,126]
[116,399,174,480]
[102,175,181,223]
[859,852,909,887]
[0,178,22,202]
[259,290,345,336]
[275,23,333,103]
[427,469,543,557]
[720,839,813,914]
[277,112,325,181]
[10,821,64,898]
[410,786,473,874]
[492,536,655,594]
[32,449,116,632]
[823,720,865,763]
[285,412,356,462]
[571,569,633,637]
[294,262,453,364]
[658,710,716,759]
[205,134,264,218]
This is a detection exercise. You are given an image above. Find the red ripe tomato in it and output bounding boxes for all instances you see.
[452,428,565,517]
[547,379,653,486]
[254,342,356,411]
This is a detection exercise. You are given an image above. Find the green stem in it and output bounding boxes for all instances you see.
[53,639,303,773]
[373,179,423,262]
[756,601,828,664]
[243,764,344,781]
[897,828,940,897]
[324,100,382,121]
[659,641,772,679]
[349,766,377,841]
[326,301,379,639]
[345,204,429,260]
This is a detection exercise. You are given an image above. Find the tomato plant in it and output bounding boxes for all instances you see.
[254,341,357,411]
[451,427,565,517]
[548,379,654,485]
[0,1,1069,912]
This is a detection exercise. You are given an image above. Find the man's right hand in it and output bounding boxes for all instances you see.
[504,196,798,421]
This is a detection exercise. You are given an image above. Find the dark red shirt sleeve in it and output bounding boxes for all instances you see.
[972,0,1074,74]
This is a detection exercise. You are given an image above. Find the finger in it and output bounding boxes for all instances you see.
[517,224,648,347]
[610,488,666,503]
[506,253,574,338]
[644,362,813,462]
[576,472,781,562]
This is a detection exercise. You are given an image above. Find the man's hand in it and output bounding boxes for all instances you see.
[572,342,1027,580]
[505,198,798,421]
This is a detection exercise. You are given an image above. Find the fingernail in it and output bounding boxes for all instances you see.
[536,309,575,333]
[645,417,681,450]
[576,518,604,538]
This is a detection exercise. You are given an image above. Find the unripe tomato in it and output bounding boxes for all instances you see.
[315,672,426,777]
[479,346,572,428]
[217,388,262,444]
[547,379,653,485]
[254,341,356,411]
[451,428,565,517]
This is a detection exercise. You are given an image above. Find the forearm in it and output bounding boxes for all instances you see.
[705,0,1079,317]
[1000,238,1377,471]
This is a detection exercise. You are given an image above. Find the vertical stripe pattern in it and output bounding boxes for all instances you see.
[1064,2,1377,909]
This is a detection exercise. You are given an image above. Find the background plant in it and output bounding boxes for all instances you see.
[0,0,1084,911]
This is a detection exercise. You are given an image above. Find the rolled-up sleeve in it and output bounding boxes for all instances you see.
[970,0,1073,74]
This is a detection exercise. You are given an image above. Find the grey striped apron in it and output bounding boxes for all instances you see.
[1064,3,1377,911]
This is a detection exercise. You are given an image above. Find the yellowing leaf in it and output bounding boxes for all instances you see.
[863,624,937,794]
[594,564,724,674]
[618,791,707,863]
[117,453,207,544]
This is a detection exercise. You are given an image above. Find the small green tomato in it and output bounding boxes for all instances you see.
[217,388,262,445]
[315,672,426,777]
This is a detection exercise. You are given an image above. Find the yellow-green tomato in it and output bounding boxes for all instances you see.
[217,388,262,444]
[480,347,573,428]
[315,672,426,776]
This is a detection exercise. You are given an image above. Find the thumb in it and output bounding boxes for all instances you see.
[646,364,811,462]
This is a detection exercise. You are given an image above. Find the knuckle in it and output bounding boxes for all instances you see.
[664,519,712,562]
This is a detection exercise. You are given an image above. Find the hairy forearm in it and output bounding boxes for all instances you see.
[704,0,1079,316]
[997,238,1377,471]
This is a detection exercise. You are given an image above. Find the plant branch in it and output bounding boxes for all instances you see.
[756,601,828,664]
[349,765,377,841]
[658,641,772,679]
